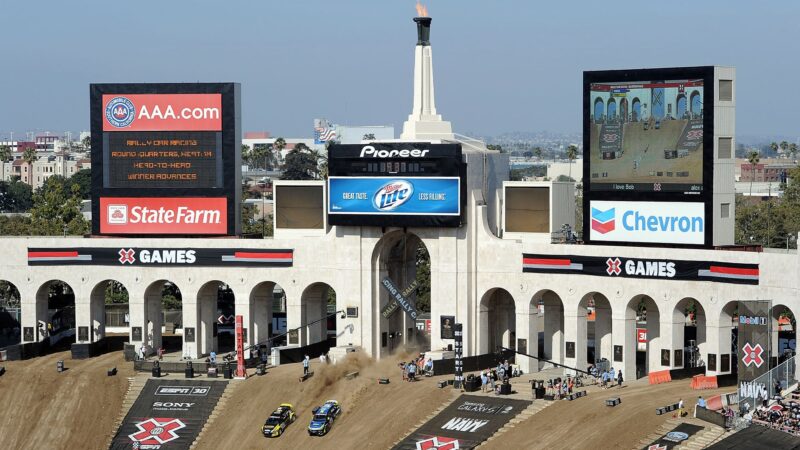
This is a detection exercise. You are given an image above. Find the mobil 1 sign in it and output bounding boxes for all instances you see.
[589,200,705,245]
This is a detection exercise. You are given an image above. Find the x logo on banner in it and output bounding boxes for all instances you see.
[118,248,136,264]
[742,342,765,368]
[606,257,622,276]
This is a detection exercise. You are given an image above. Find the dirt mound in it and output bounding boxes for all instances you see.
[0,350,133,449]
[481,378,731,450]
[196,351,455,449]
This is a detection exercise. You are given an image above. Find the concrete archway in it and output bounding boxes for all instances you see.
[772,304,797,365]
[142,280,182,357]
[577,292,612,369]
[371,231,430,358]
[672,298,706,369]
[249,281,287,349]
[0,280,21,346]
[479,288,515,354]
[531,289,564,366]
[87,280,129,343]
[676,94,687,118]
[196,281,235,355]
[690,90,702,116]
[300,282,336,348]
[35,280,75,346]
[594,97,605,122]
[632,97,641,121]
[626,294,660,379]
[607,98,617,120]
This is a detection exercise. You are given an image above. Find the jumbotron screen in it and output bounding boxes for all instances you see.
[588,79,704,194]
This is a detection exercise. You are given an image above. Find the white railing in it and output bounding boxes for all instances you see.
[740,355,797,413]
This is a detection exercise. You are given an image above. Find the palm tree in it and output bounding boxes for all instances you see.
[770,142,779,156]
[566,144,579,181]
[747,150,760,197]
[780,141,789,157]
[0,145,11,181]
[533,146,543,161]
[790,143,798,161]
[22,147,37,186]
[273,137,286,166]
[241,144,251,167]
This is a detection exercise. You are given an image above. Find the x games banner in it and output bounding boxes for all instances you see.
[738,300,771,412]
[522,254,758,285]
[28,247,293,267]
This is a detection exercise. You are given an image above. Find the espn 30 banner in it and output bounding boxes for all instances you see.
[738,300,771,412]
[522,254,759,285]
[27,247,293,267]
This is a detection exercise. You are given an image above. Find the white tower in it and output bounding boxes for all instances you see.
[400,16,454,141]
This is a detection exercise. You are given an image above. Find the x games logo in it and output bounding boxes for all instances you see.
[119,248,136,264]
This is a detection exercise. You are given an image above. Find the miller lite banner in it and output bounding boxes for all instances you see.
[27,247,293,267]
[737,300,771,412]
[522,253,758,285]
[328,177,460,216]
[91,83,242,236]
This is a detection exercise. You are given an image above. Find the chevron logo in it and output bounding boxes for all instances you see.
[591,207,615,234]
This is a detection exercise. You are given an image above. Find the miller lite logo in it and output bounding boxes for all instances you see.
[373,180,413,211]
[105,96,135,128]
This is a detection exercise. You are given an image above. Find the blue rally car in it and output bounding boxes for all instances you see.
[307,400,341,436]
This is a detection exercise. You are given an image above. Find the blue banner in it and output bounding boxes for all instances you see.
[328,177,460,215]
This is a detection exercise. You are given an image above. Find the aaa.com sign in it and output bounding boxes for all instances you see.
[103,94,222,131]
[99,197,227,234]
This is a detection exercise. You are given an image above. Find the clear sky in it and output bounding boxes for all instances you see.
[0,0,797,139]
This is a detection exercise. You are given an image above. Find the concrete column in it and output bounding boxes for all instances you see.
[74,297,91,343]
[142,292,162,357]
[595,304,613,362]
[543,297,564,364]
[250,291,271,347]
[662,310,683,370]
[613,310,636,381]
[287,287,303,347]
[515,306,538,373]
[90,294,105,342]
[20,287,47,343]
[564,307,585,372]
[648,311,663,374]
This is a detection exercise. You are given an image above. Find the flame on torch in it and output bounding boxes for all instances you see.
[415,1,428,17]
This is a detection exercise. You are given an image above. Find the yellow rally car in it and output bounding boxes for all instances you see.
[262,403,296,437]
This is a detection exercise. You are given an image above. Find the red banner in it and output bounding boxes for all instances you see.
[235,315,246,378]
[103,94,222,131]
[99,197,227,234]
[637,328,647,343]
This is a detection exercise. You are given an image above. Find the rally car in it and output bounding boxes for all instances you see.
[261,403,296,437]
[307,400,341,436]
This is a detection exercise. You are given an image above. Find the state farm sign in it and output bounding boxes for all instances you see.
[99,197,227,234]
[103,94,222,131]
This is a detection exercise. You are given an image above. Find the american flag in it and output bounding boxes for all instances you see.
[314,119,337,144]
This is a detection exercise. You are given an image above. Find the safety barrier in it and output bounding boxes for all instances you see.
[691,374,719,390]
[648,369,672,385]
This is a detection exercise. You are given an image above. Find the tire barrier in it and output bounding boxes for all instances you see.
[655,402,680,415]
[567,390,587,401]
[605,397,621,407]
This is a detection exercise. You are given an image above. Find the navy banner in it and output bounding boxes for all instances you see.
[522,253,758,285]
[28,247,293,267]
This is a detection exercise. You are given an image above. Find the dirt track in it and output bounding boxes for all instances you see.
[196,352,456,449]
[481,377,729,450]
[0,350,132,450]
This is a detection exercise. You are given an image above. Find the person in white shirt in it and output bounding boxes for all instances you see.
[303,355,310,375]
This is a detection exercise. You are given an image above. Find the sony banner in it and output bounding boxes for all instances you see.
[738,300,771,412]
[589,200,705,246]
[392,395,531,450]
[27,247,293,267]
[522,253,758,285]
[110,380,225,450]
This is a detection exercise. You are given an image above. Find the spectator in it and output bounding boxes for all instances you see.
[481,371,488,392]
[209,351,217,365]
[489,369,496,392]
[319,353,326,365]
[695,396,706,417]
[617,369,623,387]
[678,398,685,418]
[303,354,310,376]
[504,360,511,378]
[408,361,417,381]
[400,362,407,381]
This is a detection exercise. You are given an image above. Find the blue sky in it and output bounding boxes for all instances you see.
[0,0,797,139]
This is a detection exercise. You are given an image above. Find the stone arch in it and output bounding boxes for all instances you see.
[772,304,797,364]
[370,230,431,359]
[142,280,182,358]
[531,289,564,366]
[676,93,687,118]
[594,97,605,122]
[88,280,129,343]
[625,294,661,379]
[607,98,617,120]
[716,300,738,374]
[300,282,337,348]
[35,280,75,345]
[196,280,235,355]
[672,297,707,368]
[632,97,641,121]
[619,97,629,122]
[249,281,288,349]
[479,288,516,355]
[577,292,612,369]
[690,90,702,116]
[0,280,21,346]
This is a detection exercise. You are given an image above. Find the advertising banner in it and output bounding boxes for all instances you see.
[27,247,293,267]
[99,197,227,235]
[589,200,705,245]
[235,315,246,378]
[103,94,222,131]
[522,253,758,285]
[738,300,771,411]
[328,177,460,216]
[393,395,531,450]
[110,379,225,450]
[381,277,418,320]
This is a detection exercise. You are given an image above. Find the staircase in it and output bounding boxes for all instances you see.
[481,399,554,445]
[390,393,461,448]
[190,381,240,448]
[105,373,149,448]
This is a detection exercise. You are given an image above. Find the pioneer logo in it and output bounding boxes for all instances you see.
[360,145,430,158]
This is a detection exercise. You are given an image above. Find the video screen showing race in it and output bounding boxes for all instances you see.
[588,79,704,193]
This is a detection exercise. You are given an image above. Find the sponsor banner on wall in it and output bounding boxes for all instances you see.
[589,200,705,245]
[103,94,222,131]
[28,247,293,267]
[328,177,460,216]
[110,380,225,450]
[393,395,531,450]
[641,423,704,450]
[522,253,758,285]
[99,197,228,235]
[738,300,771,404]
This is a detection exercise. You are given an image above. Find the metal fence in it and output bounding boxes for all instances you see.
[740,355,797,413]
[104,308,183,328]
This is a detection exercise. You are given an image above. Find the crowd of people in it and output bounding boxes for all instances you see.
[400,354,433,381]
[589,364,623,389]
[752,398,800,435]
[478,360,519,394]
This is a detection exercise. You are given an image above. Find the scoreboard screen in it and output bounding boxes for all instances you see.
[105,131,222,189]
